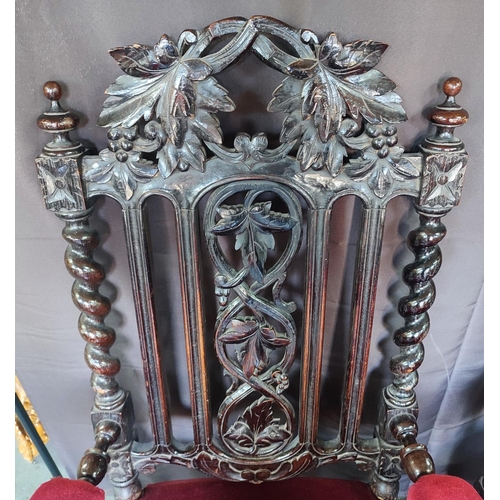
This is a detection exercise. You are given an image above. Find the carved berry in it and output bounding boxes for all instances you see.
[366,125,381,138]
[109,141,120,152]
[121,140,133,152]
[107,129,122,140]
[372,137,385,150]
[386,135,398,147]
[116,151,129,162]
[377,145,390,158]
[383,125,397,136]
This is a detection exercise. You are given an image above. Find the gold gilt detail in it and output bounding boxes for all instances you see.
[15,376,49,463]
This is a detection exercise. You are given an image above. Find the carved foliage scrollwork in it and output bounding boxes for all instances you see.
[96,26,256,178]
[87,17,410,202]
[192,450,317,484]
[267,33,407,174]
[205,183,302,457]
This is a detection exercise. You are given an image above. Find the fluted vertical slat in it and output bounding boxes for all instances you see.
[340,207,385,446]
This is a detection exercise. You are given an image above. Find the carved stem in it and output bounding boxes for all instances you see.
[60,209,125,410]
[386,213,446,406]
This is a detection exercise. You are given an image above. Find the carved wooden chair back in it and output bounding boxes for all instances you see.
[35,16,470,500]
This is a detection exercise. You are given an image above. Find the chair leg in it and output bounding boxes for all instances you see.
[370,470,400,500]
[108,441,142,500]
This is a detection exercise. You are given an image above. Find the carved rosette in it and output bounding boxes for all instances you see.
[205,183,302,457]
[419,154,468,210]
[36,157,86,211]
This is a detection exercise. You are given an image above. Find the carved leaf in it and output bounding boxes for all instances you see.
[297,128,346,175]
[334,76,407,123]
[224,397,290,453]
[197,77,236,113]
[267,77,303,113]
[388,156,419,180]
[192,110,223,144]
[109,44,170,77]
[98,75,165,128]
[318,33,342,65]
[153,34,179,67]
[344,156,377,179]
[210,205,247,235]
[224,421,255,449]
[368,164,392,198]
[241,336,267,378]
[219,318,259,344]
[248,202,296,233]
[113,167,137,201]
[260,325,291,348]
[255,423,292,448]
[331,40,388,73]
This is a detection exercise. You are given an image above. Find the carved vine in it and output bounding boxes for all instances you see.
[205,184,302,457]
[267,34,407,174]
[85,17,409,202]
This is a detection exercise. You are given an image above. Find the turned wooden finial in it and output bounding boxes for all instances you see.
[422,77,469,152]
[37,81,84,157]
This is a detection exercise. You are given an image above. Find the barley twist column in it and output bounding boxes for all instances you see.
[376,78,469,495]
[36,82,141,498]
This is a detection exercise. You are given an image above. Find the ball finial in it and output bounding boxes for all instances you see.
[443,77,462,97]
[43,81,63,101]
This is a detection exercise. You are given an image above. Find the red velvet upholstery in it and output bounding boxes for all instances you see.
[30,477,376,500]
[407,474,483,500]
[30,474,484,500]
[142,477,376,499]
[30,477,105,500]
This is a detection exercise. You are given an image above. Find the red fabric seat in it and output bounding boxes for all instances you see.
[30,474,483,500]
[406,474,483,500]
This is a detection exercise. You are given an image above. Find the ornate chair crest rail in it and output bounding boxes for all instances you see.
[35,16,469,500]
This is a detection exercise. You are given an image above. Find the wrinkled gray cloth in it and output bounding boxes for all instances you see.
[16,1,483,497]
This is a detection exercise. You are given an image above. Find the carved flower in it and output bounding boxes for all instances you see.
[344,124,419,198]
[268,32,407,174]
[84,128,157,200]
[420,155,467,208]
[39,162,77,207]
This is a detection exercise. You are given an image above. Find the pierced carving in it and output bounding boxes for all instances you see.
[266,33,407,174]
[192,450,317,483]
[206,132,295,165]
[224,397,292,455]
[205,183,302,457]
[96,24,259,177]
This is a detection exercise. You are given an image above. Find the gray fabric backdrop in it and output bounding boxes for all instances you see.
[16,1,483,497]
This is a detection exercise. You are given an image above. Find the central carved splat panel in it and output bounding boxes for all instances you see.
[205,182,302,457]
